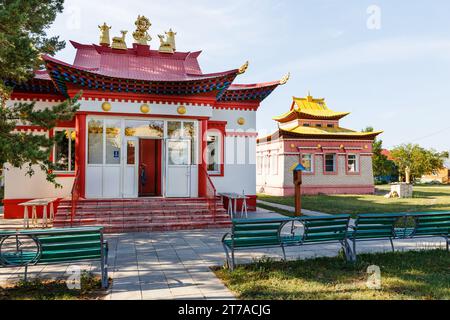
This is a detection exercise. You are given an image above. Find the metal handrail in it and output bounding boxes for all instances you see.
[199,165,218,222]
[70,170,81,226]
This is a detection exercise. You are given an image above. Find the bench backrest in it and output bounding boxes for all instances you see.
[0,227,105,266]
[352,213,403,239]
[231,218,292,248]
[411,212,450,237]
[300,214,350,243]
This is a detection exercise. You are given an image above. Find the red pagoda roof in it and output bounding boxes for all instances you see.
[10,39,287,105]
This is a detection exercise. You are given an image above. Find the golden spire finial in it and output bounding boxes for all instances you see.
[158,28,177,53]
[98,22,111,47]
[307,90,313,102]
[133,15,152,45]
[279,72,290,85]
[238,61,249,74]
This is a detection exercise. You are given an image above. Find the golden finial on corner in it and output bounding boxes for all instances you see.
[98,22,111,47]
[133,15,152,45]
[238,61,249,74]
[279,72,290,85]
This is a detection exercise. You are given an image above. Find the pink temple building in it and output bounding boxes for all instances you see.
[256,94,382,196]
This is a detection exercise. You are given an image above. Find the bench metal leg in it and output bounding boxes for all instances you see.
[222,243,232,270]
[389,238,395,252]
[231,249,236,271]
[351,239,358,262]
[340,240,353,262]
[445,236,449,252]
[281,245,286,261]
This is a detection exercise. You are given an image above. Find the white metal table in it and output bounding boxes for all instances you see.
[19,198,58,228]
[219,192,249,219]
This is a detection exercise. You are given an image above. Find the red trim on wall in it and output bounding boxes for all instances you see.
[207,121,227,177]
[10,93,65,102]
[76,111,210,120]
[198,120,208,197]
[75,114,87,198]
[14,125,46,132]
[68,89,217,106]
[2,198,62,219]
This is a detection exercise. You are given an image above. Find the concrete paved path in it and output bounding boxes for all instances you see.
[0,211,448,300]
[257,200,329,216]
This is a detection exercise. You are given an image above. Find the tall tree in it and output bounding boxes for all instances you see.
[390,143,448,183]
[362,126,397,181]
[0,0,80,187]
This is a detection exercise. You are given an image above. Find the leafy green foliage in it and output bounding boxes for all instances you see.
[214,250,450,300]
[362,126,398,181]
[0,0,80,186]
[391,143,449,182]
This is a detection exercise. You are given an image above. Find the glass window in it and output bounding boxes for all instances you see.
[301,154,313,173]
[327,124,334,128]
[54,129,75,172]
[325,154,336,172]
[347,154,359,173]
[125,120,163,138]
[88,119,103,164]
[168,121,182,138]
[183,122,197,165]
[126,141,136,165]
[303,123,310,127]
[207,133,220,173]
[168,140,190,165]
[105,120,121,165]
[315,123,322,128]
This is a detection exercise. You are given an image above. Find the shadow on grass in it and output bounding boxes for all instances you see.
[258,186,450,216]
[215,250,450,300]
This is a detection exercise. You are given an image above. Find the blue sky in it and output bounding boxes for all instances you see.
[49,0,450,151]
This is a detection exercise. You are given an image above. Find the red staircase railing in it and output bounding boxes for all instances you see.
[70,170,81,226]
[199,165,218,222]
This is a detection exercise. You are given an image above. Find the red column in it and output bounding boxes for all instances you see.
[198,119,208,197]
[75,114,86,198]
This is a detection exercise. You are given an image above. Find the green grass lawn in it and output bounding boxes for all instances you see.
[258,185,450,216]
[214,250,450,300]
[0,272,107,300]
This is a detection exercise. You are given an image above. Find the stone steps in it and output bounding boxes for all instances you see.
[53,198,231,233]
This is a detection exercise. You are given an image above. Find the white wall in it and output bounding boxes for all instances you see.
[4,164,73,199]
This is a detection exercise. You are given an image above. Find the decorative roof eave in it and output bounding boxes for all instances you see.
[42,55,240,99]
[218,73,289,103]
[273,109,350,122]
[5,77,64,97]
[279,128,383,140]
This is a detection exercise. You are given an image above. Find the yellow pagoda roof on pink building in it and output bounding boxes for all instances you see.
[273,94,350,122]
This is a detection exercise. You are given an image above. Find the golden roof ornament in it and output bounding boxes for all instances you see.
[98,22,111,46]
[279,72,290,85]
[132,15,152,45]
[238,61,249,74]
[158,29,177,53]
[112,30,128,50]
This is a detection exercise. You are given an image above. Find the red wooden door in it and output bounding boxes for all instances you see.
[139,139,161,196]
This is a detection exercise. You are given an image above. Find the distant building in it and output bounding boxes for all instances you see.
[256,94,382,195]
[421,158,450,184]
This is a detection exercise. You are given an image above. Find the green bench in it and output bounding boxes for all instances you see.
[349,212,450,261]
[222,215,352,269]
[407,212,450,250]
[0,227,109,288]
